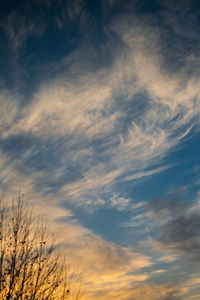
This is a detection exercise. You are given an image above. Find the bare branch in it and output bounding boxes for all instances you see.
[0,192,82,300]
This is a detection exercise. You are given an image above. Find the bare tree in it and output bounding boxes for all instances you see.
[0,192,81,300]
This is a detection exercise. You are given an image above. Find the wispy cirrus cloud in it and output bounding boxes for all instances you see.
[84,282,185,300]
[1,6,200,209]
[1,1,200,298]
[1,12,44,51]
[0,92,19,137]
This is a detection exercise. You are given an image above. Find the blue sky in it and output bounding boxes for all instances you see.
[1,0,200,299]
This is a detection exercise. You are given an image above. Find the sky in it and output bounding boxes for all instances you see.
[1,0,200,299]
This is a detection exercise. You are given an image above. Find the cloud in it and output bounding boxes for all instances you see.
[158,255,179,263]
[185,276,200,289]
[0,0,199,231]
[147,191,200,262]
[110,193,130,211]
[1,3,200,211]
[35,214,154,299]
[0,92,18,138]
[1,2,200,298]
[84,282,185,300]
[159,213,200,261]
[36,0,85,27]
[2,11,44,51]
[52,219,188,300]
[13,65,116,140]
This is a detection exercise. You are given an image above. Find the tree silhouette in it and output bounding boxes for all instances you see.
[0,193,81,299]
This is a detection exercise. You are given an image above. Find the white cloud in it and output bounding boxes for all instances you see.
[47,219,153,297]
[13,78,117,146]
[2,12,200,209]
[0,92,18,138]
[1,4,200,299]
[110,193,130,211]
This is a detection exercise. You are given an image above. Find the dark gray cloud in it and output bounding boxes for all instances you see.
[147,192,190,218]
[162,293,182,300]
[161,285,183,300]
[148,192,200,262]
[159,213,200,261]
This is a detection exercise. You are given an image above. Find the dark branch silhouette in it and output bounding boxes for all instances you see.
[0,192,82,300]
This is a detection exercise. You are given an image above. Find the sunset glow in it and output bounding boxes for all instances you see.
[1,0,200,299]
